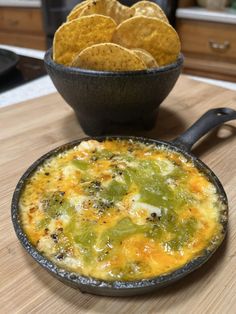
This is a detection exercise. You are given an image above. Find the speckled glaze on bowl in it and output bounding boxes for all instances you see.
[44,49,184,135]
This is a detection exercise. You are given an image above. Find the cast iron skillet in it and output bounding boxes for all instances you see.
[12,107,236,296]
[0,48,19,76]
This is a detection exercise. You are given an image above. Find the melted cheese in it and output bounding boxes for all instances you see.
[19,139,225,281]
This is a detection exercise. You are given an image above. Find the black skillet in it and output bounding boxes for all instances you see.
[12,107,236,296]
[0,48,19,76]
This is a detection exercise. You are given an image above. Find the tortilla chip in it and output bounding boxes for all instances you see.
[132,1,169,23]
[53,14,117,66]
[112,16,180,66]
[132,48,158,68]
[67,1,89,21]
[71,43,147,71]
[79,0,135,24]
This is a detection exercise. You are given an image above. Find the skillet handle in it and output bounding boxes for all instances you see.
[172,107,236,152]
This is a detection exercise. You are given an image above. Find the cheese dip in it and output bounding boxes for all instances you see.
[19,139,225,281]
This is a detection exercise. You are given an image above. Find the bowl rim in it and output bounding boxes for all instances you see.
[11,136,227,294]
[44,48,184,77]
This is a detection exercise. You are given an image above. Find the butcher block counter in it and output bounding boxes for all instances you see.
[0,76,236,313]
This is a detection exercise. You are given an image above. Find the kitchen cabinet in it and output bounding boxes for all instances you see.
[0,7,46,50]
[176,9,236,82]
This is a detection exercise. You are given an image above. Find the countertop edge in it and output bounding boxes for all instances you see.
[176,7,236,24]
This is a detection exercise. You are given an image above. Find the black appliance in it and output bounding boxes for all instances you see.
[41,0,179,48]
[41,0,79,48]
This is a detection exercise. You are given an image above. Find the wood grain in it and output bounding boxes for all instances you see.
[177,19,236,61]
[183,54,236,82]
[0,7,46,50]
[177,19,236,82]
[0,31,46,50]
[0,76,236,314]
[0,7,45,34]
[178,0,197,7]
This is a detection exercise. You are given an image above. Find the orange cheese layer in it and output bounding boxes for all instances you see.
[19,139,225,281]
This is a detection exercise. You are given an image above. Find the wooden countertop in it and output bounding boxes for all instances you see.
[1,76,236,313]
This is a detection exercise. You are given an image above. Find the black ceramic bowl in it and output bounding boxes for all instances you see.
[44,49,184,135]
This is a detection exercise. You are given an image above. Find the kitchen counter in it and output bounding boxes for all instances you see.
[0,0,41,7]
[1,44,236,108]
[0,76,236,313]
[176,7,236,24]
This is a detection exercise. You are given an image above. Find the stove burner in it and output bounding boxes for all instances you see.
[0,55,47,93]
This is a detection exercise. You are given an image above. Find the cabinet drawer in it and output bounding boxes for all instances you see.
[0,7,44,34]
[177,19,236,62]
[0,31,46,50]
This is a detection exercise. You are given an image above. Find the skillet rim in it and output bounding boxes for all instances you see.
[11,135,228,295]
